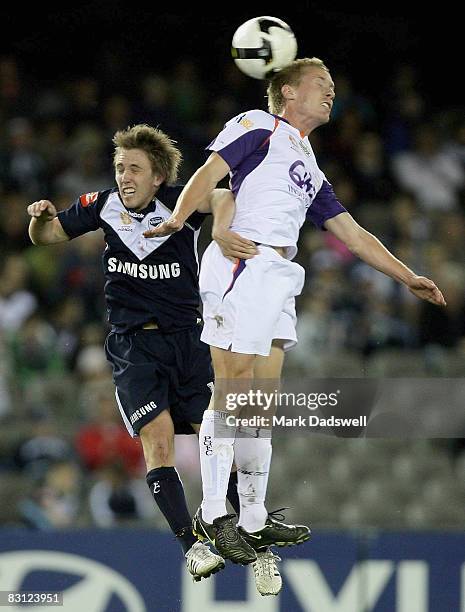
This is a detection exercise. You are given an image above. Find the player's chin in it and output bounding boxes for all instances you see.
[123,197,140,209]
[315,113,330,127]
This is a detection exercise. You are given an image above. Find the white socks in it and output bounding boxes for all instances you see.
[235,428,272,533]
[199,410,236,524]
[199,412,272,532]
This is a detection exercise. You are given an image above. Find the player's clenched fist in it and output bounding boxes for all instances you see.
[27,200,57,221]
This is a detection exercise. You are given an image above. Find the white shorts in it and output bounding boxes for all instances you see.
[199,242,305,356]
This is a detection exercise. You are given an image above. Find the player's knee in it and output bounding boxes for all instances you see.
[212,348,255,378]
[219,360,254,379]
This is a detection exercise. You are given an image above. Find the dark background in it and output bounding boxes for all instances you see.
[0,4,461,106]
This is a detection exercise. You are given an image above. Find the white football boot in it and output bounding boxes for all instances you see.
[185,540,225,582]
[252,547,282,596]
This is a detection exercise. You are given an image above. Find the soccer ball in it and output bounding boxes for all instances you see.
[231,16,298,80]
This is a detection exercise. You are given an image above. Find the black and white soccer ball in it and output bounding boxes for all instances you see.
[231,16,298,80]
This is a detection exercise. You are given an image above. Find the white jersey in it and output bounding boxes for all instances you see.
[208,109,346,259]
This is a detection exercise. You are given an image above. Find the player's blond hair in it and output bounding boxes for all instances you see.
[267,57,329,115]
[113,124,182,185]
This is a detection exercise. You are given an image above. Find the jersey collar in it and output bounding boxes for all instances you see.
[115,188,159,220]
[272,114,307,139]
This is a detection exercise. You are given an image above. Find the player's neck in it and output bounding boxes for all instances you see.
[280,109,319,138]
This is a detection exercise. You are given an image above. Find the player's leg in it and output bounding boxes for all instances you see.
[191,421,241,517]
[196,244,304,564]
[234,341,285,534]
[142,414,224,580]
[198,348,252,523]
[239,337,309,596]
[175,323,242,519]
[105,330,224,580]
[239,332,310,549]
[229,341,283,595]
[199,348,255,528]
[141,411,195,551]
[193,347,258,564]
[199,326,272,524]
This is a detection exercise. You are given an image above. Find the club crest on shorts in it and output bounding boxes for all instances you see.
[214,314,224,328]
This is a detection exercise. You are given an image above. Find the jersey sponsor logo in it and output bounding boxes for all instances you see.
[239,117,254,130]
[288,135,301,153]
[120,211,133,225]
[288,134,312,157]
[125,209,145,219]
[289,160,315,196]
[130,401,157,425]
[299,140,312,157]
[149,216,164,227]
[107,257,181,280]
[79,192,99,207]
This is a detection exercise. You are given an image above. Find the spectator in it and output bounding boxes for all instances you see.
[391,124,464,211]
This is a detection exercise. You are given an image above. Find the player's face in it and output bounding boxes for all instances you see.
[292,67,335,127]
[114,148,164,211]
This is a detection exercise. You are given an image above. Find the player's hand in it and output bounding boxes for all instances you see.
[213,229,258,261]
[406,276,446,306]
[27,200,57,222]
[143,216,183,238]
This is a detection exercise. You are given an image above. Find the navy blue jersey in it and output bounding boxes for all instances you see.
[57,185,209,333]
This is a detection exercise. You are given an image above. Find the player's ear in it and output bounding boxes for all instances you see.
[282,84,296,102]
[153,174,164,188]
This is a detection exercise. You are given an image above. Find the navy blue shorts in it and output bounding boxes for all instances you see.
[105,324,213,437]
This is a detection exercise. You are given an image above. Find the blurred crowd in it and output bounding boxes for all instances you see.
[0,54,464,531]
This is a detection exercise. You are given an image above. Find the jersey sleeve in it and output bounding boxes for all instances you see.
[306,180,347,230]
[207,110,276,170]
[57,190,109,239]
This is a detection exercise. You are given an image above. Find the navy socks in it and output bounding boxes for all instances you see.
[146,466,196,553]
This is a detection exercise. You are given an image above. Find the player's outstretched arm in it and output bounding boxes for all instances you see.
[143,152,230,238]
[324,212,446,306]
[209,189,257,261]
[27,200,70,245]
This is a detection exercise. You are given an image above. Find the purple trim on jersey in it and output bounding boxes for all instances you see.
[208,128,272,171]
[229,143,271,196]
[222,259,246,300]
[306,180,347,230]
